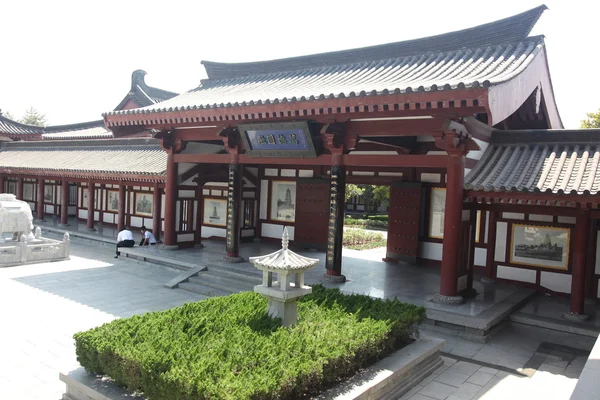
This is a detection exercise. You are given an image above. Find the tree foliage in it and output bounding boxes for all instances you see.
[345,184,390,213]
[19,107,47,127]
[1,110,15,120]
[345,184,365,201]
[581,109,600,129]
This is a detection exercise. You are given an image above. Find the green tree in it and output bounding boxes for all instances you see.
[1,110,15,120]
[345,184,365,202]
[373,185,390,205]
[581,109,600,128]
[19,107,47,127]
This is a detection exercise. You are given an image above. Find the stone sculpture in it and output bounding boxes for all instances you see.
[0,194,35,243]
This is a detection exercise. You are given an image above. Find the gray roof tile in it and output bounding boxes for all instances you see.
[465,130,600,195]
[0,114,44,136]
[105,6,548,116]
[0,138,166,176]
[42,120,112,140]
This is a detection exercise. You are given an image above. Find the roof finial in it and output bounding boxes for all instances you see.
[282,226,289,250]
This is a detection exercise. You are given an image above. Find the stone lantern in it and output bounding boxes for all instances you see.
[249,227,320,327]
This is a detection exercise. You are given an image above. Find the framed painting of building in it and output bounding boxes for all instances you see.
[106,190,119,213]
[270,181,296,223]
[23,183,34,201]
[44,185,54,203]
[510,224,570,270]
[428,187,446,239]
[134,192,153,217]
[203,198,227,227]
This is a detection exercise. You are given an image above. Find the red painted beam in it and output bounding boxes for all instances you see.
[174,153,447,168]
[344,118,447,137]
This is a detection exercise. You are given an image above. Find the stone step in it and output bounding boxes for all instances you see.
[187,274,255,294]
[205,266,262,284]
[509,312,600,338]
[177,282,232,298]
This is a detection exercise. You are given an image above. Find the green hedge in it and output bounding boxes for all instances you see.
[344,218,388,230]
[74,286,425,400]
[343,228,386,250]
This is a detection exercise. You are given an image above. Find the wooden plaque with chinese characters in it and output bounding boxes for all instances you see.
[293,178,329,250]
[385,182,422,264]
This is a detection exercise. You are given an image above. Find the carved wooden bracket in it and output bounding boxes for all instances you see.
[159,129,185,154]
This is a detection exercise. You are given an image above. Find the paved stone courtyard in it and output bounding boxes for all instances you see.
[0,238,594,399]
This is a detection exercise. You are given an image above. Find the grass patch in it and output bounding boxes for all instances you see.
[344,216,388,230]
[74,286,425,400]
[343,228,386,250]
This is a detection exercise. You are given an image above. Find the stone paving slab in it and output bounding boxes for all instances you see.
[0,234,595,399]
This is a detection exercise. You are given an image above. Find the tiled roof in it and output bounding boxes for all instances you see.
[42,120,112,140]
[0,113,44,136]
[465,130,600,195]
[114,70,178,110]
[105,5,548,116]
[0,138,166,176]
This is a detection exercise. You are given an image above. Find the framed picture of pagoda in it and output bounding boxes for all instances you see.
[270,181,296,223]
[134,192,153,217]
[510,224,570,270]
[203,198,227,227]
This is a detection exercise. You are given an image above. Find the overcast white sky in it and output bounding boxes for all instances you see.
[0,1,597,128]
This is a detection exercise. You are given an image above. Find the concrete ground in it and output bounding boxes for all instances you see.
[0,236,595,399]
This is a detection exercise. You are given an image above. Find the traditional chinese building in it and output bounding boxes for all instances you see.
[1,5,596,320]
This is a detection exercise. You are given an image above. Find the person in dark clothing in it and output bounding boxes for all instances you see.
[115,227,135,258]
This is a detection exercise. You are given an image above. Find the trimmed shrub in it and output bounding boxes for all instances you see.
[74,286,425,400]
[343,228,386,250]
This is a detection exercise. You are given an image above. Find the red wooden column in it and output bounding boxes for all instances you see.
[35,178,45,222]
[482,211,498,283]
[324,155,346,282]
[87,181,96,231]
[224,161,243,262]
[118,183,126,231]
[433,147,466,305]
[59,180,69,226]
[162,152,178,249]
[16,177,23,200]
[152,182,162,242]
[0,174,4,193]
[564,212,591,321]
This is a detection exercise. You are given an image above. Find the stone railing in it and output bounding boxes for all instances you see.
[0,232,70,267]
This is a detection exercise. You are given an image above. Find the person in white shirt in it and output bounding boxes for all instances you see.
[139,226,157,246]
[115,227,135,258]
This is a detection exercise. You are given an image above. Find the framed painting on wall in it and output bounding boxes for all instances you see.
[106,190,119,213]
[510,224,570,270]
[23,183,34,201]
[270,181,296,223]
[428,187,446,239]
[44,185,54,203]
[203,198,227,227]
[134,192,153,217]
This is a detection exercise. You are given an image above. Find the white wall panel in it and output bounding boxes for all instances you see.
[420,173,441,183]
[130,216,143,228]
[474,248,487,267]
[260,180,268,220]
[558,216,576,224]
[298,170,313,178]
[262,223,295,240]
[495,222,508,262]
[502,212,525,220]
[202,226,226,238]
[540,271,571,293]
[265,169,278,177]
[418,241,443,261]
[497,265,536,283]
[177,233,195,242]
[281,169,295,177]
[529,214,554,223]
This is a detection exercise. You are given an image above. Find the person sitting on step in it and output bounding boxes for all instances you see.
[139,226,157,246]
[115,227,135,258]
